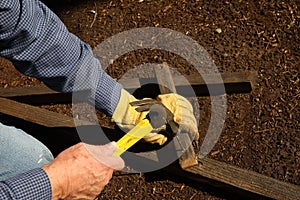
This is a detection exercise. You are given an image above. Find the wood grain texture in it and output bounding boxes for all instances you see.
[154,63,198,169]
[0,71,258,104]
[184,157,300,200]
[0,97,93,127]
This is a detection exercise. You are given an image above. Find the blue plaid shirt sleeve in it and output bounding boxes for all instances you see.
[0,168,52,199]
[0,0,123,198]
[0,0,122,115]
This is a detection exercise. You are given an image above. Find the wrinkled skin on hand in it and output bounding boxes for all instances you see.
[42,142,124,200]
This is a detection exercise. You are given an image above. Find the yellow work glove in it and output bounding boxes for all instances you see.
[111,89,199,145]
[111,89,168,145]
[156,93,199,141]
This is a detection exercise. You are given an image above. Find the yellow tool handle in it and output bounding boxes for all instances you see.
[113,118,153,156]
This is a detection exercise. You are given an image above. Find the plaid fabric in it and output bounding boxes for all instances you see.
[0,0,122,115]
[0,168,51,199]
[0,0,123,198]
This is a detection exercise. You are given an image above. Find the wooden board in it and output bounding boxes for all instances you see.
[183,157,300,200]
[0,71,258,105]
[154,63,198,169]
[0,97,93,127]
[0,86,70,105]
[122,148,300,199]
[122,71,258,97]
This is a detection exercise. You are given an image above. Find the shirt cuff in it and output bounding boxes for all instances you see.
[3,168,51,199]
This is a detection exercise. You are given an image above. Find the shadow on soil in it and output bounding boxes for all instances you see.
[1,114,270,200]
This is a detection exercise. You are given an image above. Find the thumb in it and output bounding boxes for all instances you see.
[101,141,118,155]
[85,142,125,170]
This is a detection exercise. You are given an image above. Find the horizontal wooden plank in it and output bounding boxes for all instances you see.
[0,85,71,105]
[121,71,258,96]
[0,97,94,127]
[0,85,57,97]
[184,157,300,200]
[122,149,300,199]
[0,71,258,104]
[120,71,257,86]
[119,133,300,200]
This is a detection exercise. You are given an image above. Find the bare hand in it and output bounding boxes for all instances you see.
[42,142,124,199]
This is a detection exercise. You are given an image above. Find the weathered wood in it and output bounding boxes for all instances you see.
[0,85,71,105]
[120,71,257,88]
[154,63,177,93]
[1,94,299,199]
[0,71,258,104]
[154,64,198,169]
[0,85,56,97]
[0,97,93,127]
[122,148,300,199]
[182,157,300,200]
[122,71,258,96]
[175,133,198,170]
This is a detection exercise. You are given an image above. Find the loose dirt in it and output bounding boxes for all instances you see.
[0,0,299,199]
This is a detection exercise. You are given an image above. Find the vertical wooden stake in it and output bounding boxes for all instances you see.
[154,63,198,169]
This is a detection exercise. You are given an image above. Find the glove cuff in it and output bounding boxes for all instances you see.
[111,89,147,131]
[111,89,133,124]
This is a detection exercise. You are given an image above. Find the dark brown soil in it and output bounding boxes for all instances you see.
[0,0,299,199]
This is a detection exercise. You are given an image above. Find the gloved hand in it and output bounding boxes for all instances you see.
[112,89,199,145]
[111,89,168,145]
[156,93,199,141]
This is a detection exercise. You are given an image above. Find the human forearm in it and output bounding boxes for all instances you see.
[0,0,122,115]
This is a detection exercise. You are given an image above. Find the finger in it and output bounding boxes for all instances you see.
[177,124,199,140]
[135,104,152,112]
[129,99,157,106]
[143,133,167,145]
